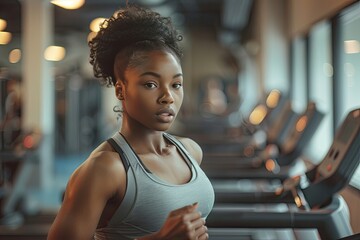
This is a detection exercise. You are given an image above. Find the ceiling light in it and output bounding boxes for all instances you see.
[344,40,360,54]
[266,89,281,108]
[9,49,21,63]
[0,19,7,31]
[0,31,11,45]
[44,46,66,61]
[90,18,107,32]
[51,0,85,10]
[249,104,267,125]
[87,32,97,43]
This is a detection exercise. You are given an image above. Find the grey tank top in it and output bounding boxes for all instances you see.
[94,132,215,240]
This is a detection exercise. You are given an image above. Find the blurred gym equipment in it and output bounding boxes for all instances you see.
[202,102,324,180]
[206,108,360,240]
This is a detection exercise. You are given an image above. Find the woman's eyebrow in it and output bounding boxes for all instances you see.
[173,73,183,79]
[139,72,160,78]
[139,72,183,79]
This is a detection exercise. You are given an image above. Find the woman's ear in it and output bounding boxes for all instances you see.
[115,81,124,100]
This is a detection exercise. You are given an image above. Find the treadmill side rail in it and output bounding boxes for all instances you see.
[207,195,352,240]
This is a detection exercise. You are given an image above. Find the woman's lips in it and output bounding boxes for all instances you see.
[156,108,175,123]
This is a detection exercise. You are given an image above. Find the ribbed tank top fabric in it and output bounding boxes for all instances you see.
[94,132,215,240]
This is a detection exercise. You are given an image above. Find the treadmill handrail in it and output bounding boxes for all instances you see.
[207,195,352,240]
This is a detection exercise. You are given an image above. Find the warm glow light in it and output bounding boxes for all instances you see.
[294,196,302,208]
[9,49,21,63]
[87,32,98,43]
[275,187,283,196]
[243,146,254,157]
[0,19,7,31]
[296,115,308,132]
[51,0,85,10]
[265,159,276,172]
[249,104,267,125]
[44,46,66,61]
[23,135,35,149]
[266,89,281,108]
[344,40,360,54]
[0,31,12,45]
[90,18,107,32]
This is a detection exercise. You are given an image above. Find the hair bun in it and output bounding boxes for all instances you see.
[89,5,183,86]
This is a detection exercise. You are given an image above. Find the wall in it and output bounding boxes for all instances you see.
[289,0,355,37]
[246,0,290,96]
[181,26,235,115]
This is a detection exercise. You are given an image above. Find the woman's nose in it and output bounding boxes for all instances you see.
[158,88,174,104]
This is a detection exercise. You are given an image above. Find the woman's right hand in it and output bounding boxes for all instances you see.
[139,203,209,240]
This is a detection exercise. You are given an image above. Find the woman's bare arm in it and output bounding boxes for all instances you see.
[47,151,125,240]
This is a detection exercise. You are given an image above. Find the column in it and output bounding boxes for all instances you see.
[21,0,54,190]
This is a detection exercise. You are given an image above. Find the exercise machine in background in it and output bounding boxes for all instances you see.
[206,108,360,240]
[202,102,324,180]
[0,130,42,227]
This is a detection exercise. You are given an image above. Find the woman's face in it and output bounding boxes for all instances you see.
[119,50,184,131]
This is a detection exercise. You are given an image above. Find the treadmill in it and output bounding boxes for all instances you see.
[206,108,360,240]
[183,89,289,145]
[199,99,297,155]
[202,102,324,180]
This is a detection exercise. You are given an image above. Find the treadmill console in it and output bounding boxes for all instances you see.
[301,109,360,208]
[277,109,360,209]
[317,110,360,178]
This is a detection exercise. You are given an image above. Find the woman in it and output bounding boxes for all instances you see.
[47,4,215,240]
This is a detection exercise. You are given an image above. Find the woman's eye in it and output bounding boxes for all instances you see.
[173,83,182,89]
[144,82,157,89]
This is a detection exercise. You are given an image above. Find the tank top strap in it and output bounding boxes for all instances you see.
[163,132,199,167]
[107,138,130,171]
[105,132,138,226]
[110,132,140,168]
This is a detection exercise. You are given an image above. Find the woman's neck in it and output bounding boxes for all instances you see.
[120,122,170,156]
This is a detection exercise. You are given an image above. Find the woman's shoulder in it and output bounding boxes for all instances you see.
[89,141,126,174]
[69,141,126,191]
[171,134,203,165]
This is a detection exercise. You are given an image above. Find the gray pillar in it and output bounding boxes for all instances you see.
[21,0,54,190]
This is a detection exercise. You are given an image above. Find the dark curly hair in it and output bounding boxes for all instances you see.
[89,4,183,87]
